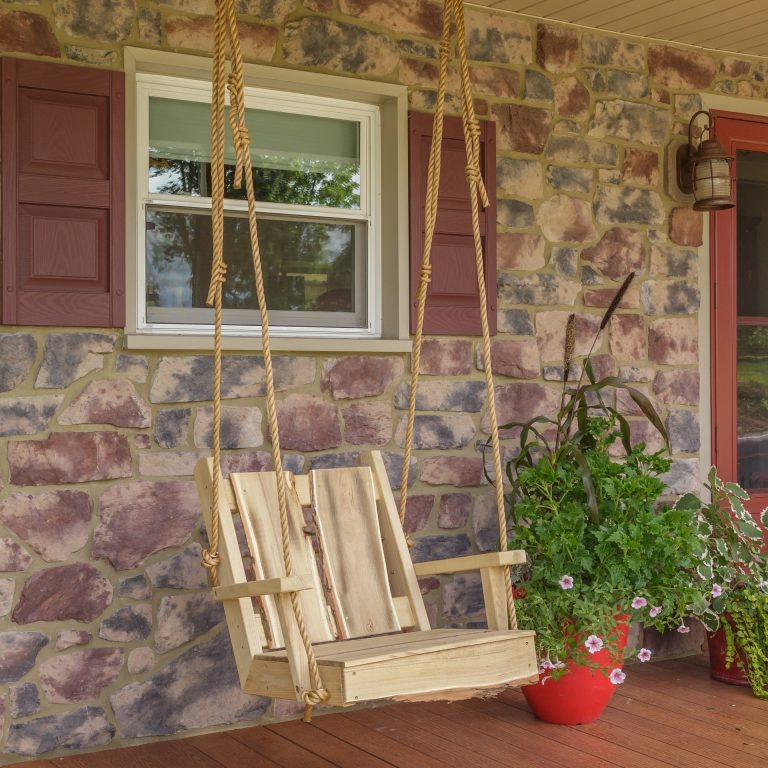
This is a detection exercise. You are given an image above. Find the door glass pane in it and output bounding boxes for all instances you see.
[737,325,768,488]
[148,97,361,208]
[145,208,362,326]
[736,150,768,317]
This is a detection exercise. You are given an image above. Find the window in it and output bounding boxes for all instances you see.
[125,49,409,348]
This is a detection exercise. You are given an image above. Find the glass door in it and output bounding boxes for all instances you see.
[712,112,768,526]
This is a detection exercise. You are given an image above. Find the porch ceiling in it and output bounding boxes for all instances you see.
[466,0,768,59]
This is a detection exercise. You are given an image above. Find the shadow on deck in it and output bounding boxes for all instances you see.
[18,655,768,768]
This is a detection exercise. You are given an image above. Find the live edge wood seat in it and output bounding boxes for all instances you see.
[195,450,537,707]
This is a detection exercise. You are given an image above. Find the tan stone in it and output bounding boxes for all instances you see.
[536,195,596,243]
[649,317,698,365]
[669,207,703,247]
[487,382,561,434]
[0,491,90,562]
[536,24,578,73]
[737,81,761,98]
[59,380,151,428]
[641,280,700,315]
[193,405,263,449]
[583,285,641,310]
[610,315,646,361]
[485,339,540,379]
[497,158,543,199]
[621,149,659,186]
[581,34,645,71]
[589,100,670,146]
[594,185,666,226]
[649,45,716,90]
[343,402,392,445]
[496,233,545,271]
[555,76,590,120]
[464,9,532,65]
[339,0,442,38]
[493,104,551,154]
[582,228,646,279]
[399,59,460,91]
[650,244,698,278]
[284,17,398,76]
[498,273,580,306]
[0,9,60,57]
[419,339,472,375]
[470,65,519,98]
[165,16,277,61]
[654,370,699,406]
[138,451,207,477]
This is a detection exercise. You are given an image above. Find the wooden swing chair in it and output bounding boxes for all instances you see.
[195,0,538,722]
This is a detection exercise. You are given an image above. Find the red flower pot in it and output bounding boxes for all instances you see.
[522,616,629,725]
[707,622,750,687]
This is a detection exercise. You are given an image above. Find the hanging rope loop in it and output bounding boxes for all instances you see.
[399,0,518,630]
[206,0,329,716]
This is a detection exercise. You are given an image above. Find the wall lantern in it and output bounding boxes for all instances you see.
[676,110,735,211]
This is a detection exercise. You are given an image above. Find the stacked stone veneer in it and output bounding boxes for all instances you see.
[0,0,764,761]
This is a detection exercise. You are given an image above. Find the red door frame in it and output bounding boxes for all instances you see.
[711,109,768,517]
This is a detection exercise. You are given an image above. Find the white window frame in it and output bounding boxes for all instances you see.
[123,48,411,352]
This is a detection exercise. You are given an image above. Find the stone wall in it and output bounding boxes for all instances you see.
[0,0,763,762]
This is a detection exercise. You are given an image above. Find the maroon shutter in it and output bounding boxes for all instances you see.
[408,111,496,336]
[2,58,124,327]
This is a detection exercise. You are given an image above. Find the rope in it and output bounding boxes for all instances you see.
[399,0,517,630]
[205,0,328,720]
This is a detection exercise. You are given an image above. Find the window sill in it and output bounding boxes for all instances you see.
[124,333,413,353]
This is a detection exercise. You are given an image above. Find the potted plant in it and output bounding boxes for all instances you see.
[676,471,768,696]
[499,275,707,724]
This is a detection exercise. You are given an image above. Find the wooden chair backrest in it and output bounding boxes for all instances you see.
[229,452,431,649]
[231,472,334,648]
[311,466,400,638]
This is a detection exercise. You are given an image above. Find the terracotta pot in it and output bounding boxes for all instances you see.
[707,622,750,687]
[522,616,629,725]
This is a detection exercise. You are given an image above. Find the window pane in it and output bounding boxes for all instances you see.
[145,208,363,326]
[148,97,361,208]
[737,324,768,488]
[737,150,768,317]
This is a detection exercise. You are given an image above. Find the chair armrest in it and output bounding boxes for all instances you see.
[412,550,526,577]
[212,573,313,602]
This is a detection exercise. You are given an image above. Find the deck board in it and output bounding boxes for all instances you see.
[12,656,768,768]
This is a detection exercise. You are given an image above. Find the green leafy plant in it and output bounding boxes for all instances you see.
[677,471,768,697]
[676,468,768,630]
[724,585,768,698]
[497,274,706,681]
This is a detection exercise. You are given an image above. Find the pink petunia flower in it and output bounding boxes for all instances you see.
[585,634,604,654]
[539,659,554,673]
[631,596,648,610]
[649,605,662,618]
[677,624,691,634]
[559,575,574,590]
[609,668,626,685]
[637,648,652,663]
[711,583,723,598]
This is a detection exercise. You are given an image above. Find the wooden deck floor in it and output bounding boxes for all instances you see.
[15,655,768,768]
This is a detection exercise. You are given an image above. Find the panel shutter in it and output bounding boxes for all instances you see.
[408,111,496,336]
[1,58,124,326]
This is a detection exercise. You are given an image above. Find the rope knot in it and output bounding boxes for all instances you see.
[465,165,481,185]
[302,687,330,722]
[201,548,221,570]
[419,263,432,284]
[206,260,228,306]
[232,124,250,149]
